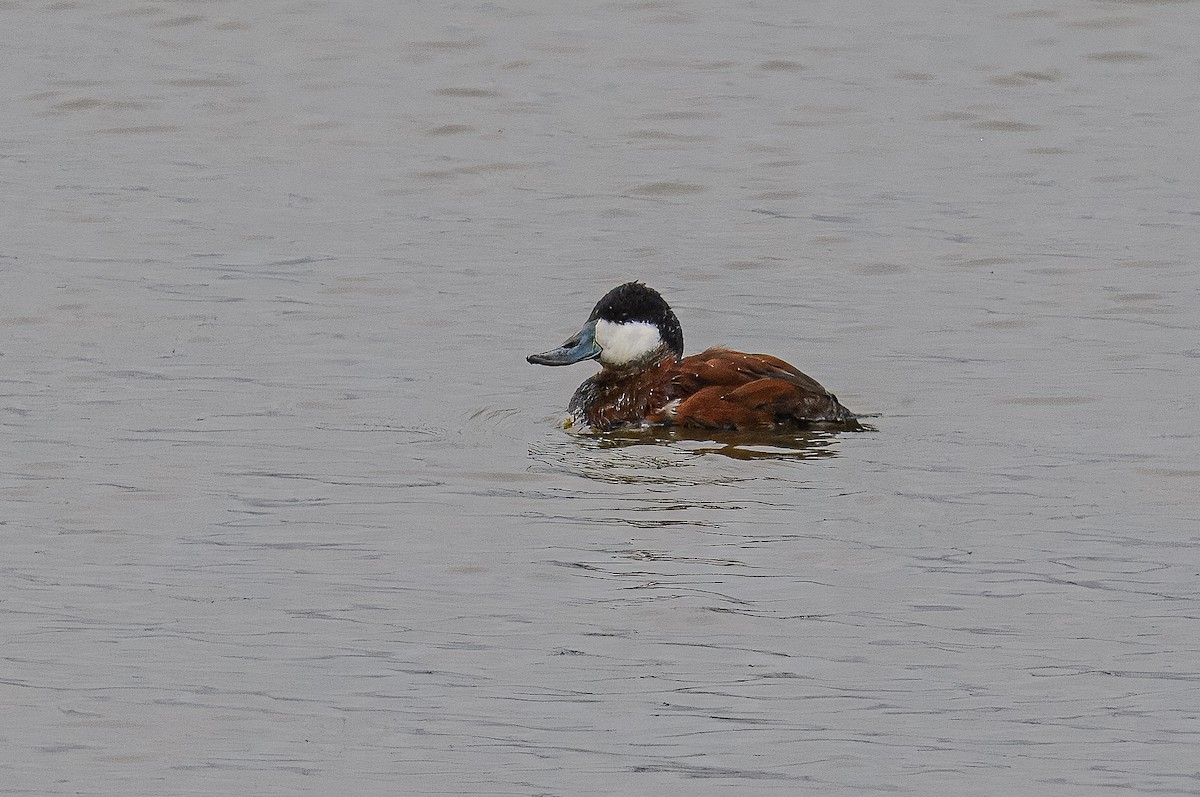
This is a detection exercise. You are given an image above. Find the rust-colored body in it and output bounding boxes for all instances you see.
[570,347,858,432]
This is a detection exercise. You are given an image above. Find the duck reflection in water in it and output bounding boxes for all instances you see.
[593,426,843,461]
[528,282,863,441]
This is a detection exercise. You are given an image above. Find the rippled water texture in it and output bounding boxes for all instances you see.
[4,1,1199,794]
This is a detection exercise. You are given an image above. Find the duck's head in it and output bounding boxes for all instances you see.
[527,282,684,370]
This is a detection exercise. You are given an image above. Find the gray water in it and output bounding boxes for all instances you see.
[4,1,1199,794]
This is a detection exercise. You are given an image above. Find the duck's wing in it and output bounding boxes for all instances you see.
[669,348,856,429]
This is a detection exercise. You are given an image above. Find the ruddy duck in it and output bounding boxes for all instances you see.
[527,282,859,431]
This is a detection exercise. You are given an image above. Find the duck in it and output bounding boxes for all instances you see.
[527,282,859,432]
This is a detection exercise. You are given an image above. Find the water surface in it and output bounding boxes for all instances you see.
[3,1,1199,794]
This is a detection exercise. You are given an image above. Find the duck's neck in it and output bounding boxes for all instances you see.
[596,346,679,380]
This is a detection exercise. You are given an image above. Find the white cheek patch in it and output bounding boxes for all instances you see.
[594,319,663,366]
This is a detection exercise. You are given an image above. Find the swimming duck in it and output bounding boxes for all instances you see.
[527,282,859,431]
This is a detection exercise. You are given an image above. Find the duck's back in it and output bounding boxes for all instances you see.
[667,348,857,430]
